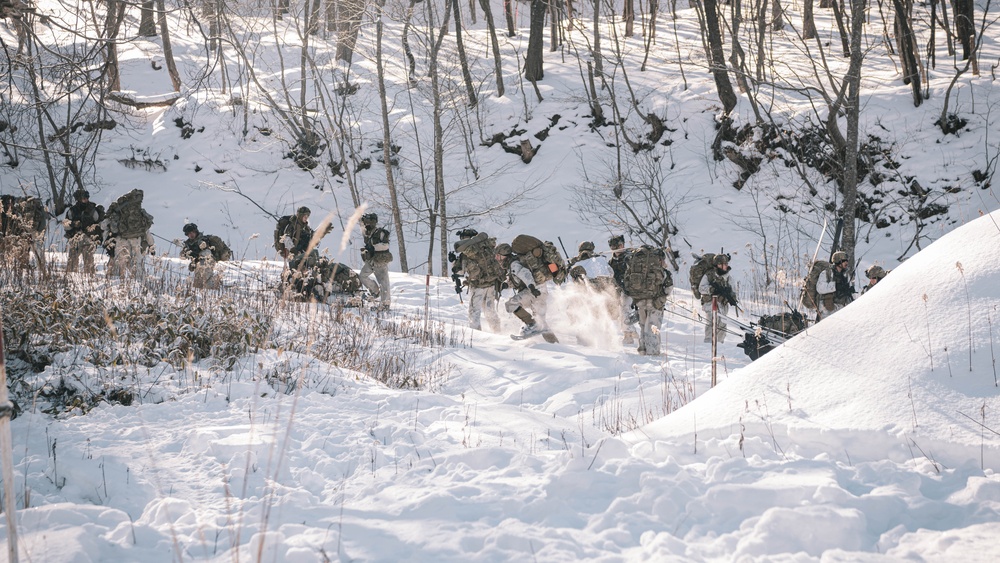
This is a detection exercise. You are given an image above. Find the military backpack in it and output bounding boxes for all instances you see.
[802,261,834,311]
[273,215,293,253]
[511,234,568,284]
[623,245,671,300]
[688,253,717,300]
[456,232,504,287]
[204,235,232,261]
[106,190,152,238]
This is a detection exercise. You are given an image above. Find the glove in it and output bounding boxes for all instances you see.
[188,262,197,272]
[361,248,371,261]
[199,241,208,250]
[528,285,541,297]
[448,251,458,263]
[148,245,156,256]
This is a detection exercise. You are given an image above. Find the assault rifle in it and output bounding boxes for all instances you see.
[709,280,739,309]
[451,272,464,302]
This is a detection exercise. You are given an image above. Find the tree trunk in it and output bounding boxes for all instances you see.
[376,0,409,272]
[504,0,516,36]
[624,0,635,37]
[771,0,783,30]
[480,0,506,96]
[954,0,975,61]
[452,0,478,106]
[525,0,547,82]
[593,0,602,76]
[430,0,454,273]
[139,1,157,36]
[841,0,866,272]
[156,0,182,91]
[105,0,125,91]
[336,0,365,63]
[702,0,738,114]
[402,0,418,85]
[803,0,816,40]
[894,0,922,106]
[830,0,850,57]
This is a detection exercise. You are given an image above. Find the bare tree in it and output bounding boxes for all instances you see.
[376,0,410,272]
[525,0,548,82]
[699,0,738,115]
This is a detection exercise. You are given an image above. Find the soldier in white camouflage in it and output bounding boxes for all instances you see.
[452,228,503,332]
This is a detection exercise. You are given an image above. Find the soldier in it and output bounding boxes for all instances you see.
[359,212,392,309]
[621,245,673,356]
[451,228,504,332]
[861,265,888,295]
[816,251,855,311]
[496,242,551,339]
[104,189,154,278]
[280,207,319,268]
[64,189,104,275]
[698,253,737,344]
[181,223,231,289]
[568,241,614,287]
[607,234,638,344]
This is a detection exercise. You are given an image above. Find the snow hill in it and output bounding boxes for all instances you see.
[642,210,1000,468]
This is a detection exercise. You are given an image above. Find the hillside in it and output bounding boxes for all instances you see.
[2,1,1000,561]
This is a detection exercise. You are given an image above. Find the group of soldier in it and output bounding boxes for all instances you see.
[3,187,892,355]
[274,207,392,309]
[447,230,735,355]
[449,228,893,356]
[0,190,393,304]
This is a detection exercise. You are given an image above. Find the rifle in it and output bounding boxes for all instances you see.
[557,236,570,261]
[710,280,740,310]
[451,273,464,302]
[828,216,844,262]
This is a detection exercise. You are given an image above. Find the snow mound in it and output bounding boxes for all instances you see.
[641,211,1000,468]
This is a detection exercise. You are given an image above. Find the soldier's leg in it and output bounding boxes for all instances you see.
[66,236,81,273]
[702,301,714,343]
[482,286,501,332]
[716,302,729,343]
[374,263,391,305]
[642,306,664,355]
[467,287,484,330]
[82,237,96,275]
[359,260,379,297]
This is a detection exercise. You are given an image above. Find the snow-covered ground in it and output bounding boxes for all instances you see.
[1,212,998,561]
[3,0,1000,560]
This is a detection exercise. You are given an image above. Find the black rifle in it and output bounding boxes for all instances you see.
[710,280,739,308]
[451,272,464,301]
[828,216,844,262]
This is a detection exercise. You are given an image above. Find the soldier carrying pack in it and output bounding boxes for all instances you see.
[455,232,505,288]
[688,253,719,300]
[510,234,568,284]
[623,245,672,300]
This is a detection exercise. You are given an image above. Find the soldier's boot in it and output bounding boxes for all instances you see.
[513,307,542,336]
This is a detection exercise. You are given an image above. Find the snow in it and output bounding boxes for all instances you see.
[2,0,1000,561]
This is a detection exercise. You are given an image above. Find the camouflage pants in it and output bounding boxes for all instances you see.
[359,259,390,306]
[635,298,664,355]
[108,236,145,278]
[66,233,96,274]
[702,299,730,344]
[505,286,548,327]
[467,285,500,332]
